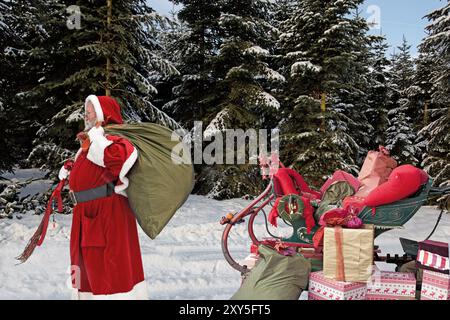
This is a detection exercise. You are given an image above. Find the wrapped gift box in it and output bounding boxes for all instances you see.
[308,271,366,300]
[416,240,449,275]
[323,224,374,282]
[420,269,450,300]
[366,270,416,300]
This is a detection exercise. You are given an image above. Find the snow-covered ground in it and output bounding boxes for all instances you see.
[0,193,449,299]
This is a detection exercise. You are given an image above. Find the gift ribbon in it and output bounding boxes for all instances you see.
[334,226,346,282]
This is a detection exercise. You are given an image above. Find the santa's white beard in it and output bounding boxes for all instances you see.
[84,118,96,131]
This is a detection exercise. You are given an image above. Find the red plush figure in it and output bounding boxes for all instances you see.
[364,164,428,208]
[61,95,147,299]
[268,168,319,232]
[275,168,322,200]
[268,197,281,227]
[342,196,366,215]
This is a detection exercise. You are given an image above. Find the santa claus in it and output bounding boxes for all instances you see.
[58,95,148,299]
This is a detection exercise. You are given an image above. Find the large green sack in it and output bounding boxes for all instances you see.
[231,245,311,300]
[105,123,194,239]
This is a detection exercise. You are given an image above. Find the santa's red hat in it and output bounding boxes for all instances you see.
[79,95,138,198]
[85,95,123,125]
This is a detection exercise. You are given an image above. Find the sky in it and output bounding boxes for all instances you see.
[148,0,447,57]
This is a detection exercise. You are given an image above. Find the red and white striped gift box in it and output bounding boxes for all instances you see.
[366,271,416,300]
[420,269,450,300]
[416,240,449,275]
[308,271,367,300]
[417,250,449,272]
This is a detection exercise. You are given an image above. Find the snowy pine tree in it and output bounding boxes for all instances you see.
[0,0,44,171]
[162,0,222,128]
[386,37,420,165]
[366,34,391,148]
[329,8,373,163]
[153,9,185,112]
[19,0,180,170]
[2,0,446,199]
[272,0,296,26]
[0,0,17,171]
[407,50,436,166]
[417,1,450,187]
[195,0,282,199]
[277,0,371,186]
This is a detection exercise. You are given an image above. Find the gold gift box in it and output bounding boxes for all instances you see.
[323,224,374,283]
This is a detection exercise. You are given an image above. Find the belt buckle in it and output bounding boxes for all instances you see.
[69,190,78,206]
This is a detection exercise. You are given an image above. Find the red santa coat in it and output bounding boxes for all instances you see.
[66,95,147,299]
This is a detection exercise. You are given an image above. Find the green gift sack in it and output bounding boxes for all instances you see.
[231,245,311,300]
[105,122,194,239]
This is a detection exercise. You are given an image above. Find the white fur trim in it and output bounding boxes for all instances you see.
[85,95,104,122]
[86,134,113,167]
[87,125,105,139]
[71,280,149,300]
[60,149,82,180]
[58,166,70,180]
[115,148,138,197]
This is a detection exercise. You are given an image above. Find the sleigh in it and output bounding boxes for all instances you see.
[220,158,449,275]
